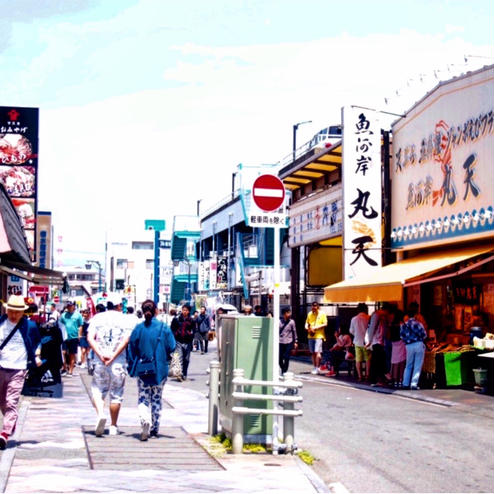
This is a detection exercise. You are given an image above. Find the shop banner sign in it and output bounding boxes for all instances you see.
[0,106,39,260]
[390,66,494,249]
[288,186,343,247]
[342,106,382,281]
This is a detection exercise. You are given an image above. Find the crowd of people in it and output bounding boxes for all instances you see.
[305,301,429,389]
[0,295,220,447]
[0,293,430,451]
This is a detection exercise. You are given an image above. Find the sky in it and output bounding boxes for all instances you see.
[1,0,493,266]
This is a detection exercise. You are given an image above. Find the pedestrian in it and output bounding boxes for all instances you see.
[170,304,196,381]
[305,302,327,374]
[86,299,134,436]
[243,305,255,316]
[215,307,225,361]
[0,295,42,449]
[254,305,264,317]
[389,309,406,388]
[326,327,353,377]
[279,308,298,374]
[47,303,60,325]
[59,300,83,376]
[400,307,427,390]
[192,310,200,351]
[127,300,176,440]
[365,303,391,386]
[196,306,211,354]
[78,309,91,368]
[349,303,370,382]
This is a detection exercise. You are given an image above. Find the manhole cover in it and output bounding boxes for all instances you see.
[82,425,223,471]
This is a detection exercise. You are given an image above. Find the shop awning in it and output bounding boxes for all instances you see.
[278,141,342,192]
[0,260,64,286]
[324,244,494,303]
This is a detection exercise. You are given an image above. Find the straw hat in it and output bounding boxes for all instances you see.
[3,294,29,311]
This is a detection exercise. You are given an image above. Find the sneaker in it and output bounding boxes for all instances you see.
[150,430,158,439]
[325,371,337,377]
[310,368,318,375]
[95,417,106,437]
[140,422,150,441]
[319,365,328,371]
[176,375,184,382]
[0,433,8,450]
[410,386,420,390]
[109,425,119,436]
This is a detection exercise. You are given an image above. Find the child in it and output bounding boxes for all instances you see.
[390,310,406,387]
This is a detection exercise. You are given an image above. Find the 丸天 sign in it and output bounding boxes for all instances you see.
[342,106,382,281]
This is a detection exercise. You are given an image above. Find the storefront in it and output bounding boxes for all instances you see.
[325,65,494,392]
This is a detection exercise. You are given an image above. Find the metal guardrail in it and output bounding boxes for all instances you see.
[207,362,304,455]
[231,368,303,455]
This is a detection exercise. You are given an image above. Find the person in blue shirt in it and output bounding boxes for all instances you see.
[400,308,427,390]
[127,299,176,441]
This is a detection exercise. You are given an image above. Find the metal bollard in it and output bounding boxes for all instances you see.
[231,368,245,455]
[208,360,220,436]
[282,372,295,450]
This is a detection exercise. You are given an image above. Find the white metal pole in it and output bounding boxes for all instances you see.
[273,226,280,381]
[272,226,280,452]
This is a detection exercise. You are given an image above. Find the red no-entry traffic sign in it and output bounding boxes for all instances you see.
[252,174,286,212]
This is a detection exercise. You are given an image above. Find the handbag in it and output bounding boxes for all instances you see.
[168,345,182,378]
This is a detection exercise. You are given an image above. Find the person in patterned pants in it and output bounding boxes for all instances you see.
[128,300,176,440]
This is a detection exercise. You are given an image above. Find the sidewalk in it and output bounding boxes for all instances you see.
[1,368,330,494]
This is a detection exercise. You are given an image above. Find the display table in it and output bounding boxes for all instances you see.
[422,348,492,391]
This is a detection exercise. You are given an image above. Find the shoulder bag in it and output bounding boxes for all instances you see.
[135,324,163,385]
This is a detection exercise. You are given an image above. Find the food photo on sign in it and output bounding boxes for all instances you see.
[0,165,35,196]
[0,133,34,165]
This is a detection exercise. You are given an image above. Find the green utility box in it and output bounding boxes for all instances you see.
[219,315,274,444]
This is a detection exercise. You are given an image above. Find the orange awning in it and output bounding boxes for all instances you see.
[324,244,494,303]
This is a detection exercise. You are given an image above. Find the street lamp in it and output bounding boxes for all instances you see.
[293,120,312,162]
[85,260,102,293]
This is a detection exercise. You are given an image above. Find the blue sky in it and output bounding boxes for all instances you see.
[1,0,492,265]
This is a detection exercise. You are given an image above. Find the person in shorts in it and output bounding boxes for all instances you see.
[87,300,133,437]
[305,302,327,374]
[59,301,83,376]
[349,303,371,381]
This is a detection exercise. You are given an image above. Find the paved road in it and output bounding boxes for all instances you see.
[184,340,494,493]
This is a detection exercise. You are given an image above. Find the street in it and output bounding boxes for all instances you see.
[184,341,494,493]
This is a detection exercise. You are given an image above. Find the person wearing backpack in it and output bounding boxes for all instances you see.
[127,299,176,441]
[0,295,42,449]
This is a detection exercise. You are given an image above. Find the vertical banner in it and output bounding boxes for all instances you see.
[342,106,382,280]
[0,106,39,261]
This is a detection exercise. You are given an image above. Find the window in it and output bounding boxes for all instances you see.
[116,258,128,268]
[132,241,153,250]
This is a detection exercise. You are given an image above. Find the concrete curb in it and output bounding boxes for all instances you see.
[0,400,29,493]
[295,456,332,493]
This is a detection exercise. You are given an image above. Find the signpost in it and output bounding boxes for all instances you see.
[251,174,286,450]
[252,174,286,212]
[145,219,166,304]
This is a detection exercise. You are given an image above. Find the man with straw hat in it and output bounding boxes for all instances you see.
[0,295,42,450]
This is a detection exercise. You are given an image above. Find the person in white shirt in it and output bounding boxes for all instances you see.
[87,301,134,437]
[349,303,370,381]
[0,295,42,449]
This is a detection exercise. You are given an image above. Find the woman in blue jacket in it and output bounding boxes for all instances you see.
[127,299,176,441]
